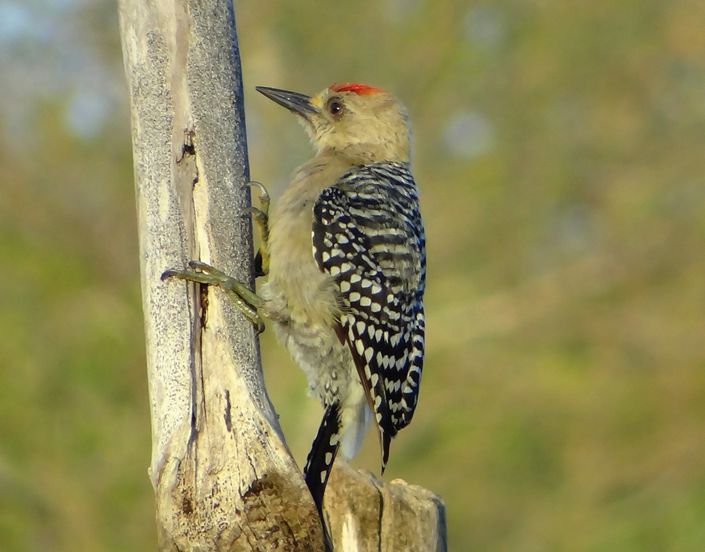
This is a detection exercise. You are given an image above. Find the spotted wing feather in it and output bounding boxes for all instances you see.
[312,161,426,469]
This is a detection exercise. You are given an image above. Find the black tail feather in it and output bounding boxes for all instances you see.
[304,403,341,551]
[381,430,392,475]
[304,402,342,514]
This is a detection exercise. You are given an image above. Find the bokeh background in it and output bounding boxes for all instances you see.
[2,0,705,550]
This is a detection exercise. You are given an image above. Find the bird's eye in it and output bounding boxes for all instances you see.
[328,99,344,116]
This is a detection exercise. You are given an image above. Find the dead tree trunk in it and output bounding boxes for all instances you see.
[118,1,323,549]
[118,1,446,550]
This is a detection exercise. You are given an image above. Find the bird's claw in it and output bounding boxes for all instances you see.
[246,206,268,224]
[242,181,271,277]
[242,180,270,212]
[162,260,266,332]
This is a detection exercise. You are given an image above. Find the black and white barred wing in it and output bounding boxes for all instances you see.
[312,162,426,469]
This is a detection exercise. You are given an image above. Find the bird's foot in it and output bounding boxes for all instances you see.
[162,260,265,333]
[243,181,271,277]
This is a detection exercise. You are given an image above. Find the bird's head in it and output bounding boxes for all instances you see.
[256,82,411,163]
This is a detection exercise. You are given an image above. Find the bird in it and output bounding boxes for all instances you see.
[164,82,427,529]
[253,82,427,517]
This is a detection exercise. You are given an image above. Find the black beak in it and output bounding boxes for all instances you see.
[256,86,319,117]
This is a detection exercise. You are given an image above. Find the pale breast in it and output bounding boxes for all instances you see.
[262,154,355,329]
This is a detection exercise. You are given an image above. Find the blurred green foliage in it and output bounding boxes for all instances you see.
[2,0,705,550]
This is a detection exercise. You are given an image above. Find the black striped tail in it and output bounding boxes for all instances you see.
[304,402,342,516]
[304,403,341,551]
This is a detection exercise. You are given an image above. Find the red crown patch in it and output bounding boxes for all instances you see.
[329,82,383,95]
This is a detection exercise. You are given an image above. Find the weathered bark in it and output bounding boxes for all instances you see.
[118,1,446,550]
[118,1,323,549]
[325,462,447,552]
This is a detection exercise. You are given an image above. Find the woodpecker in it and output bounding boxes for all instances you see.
[164,82,426,524]
[254,82,426,515]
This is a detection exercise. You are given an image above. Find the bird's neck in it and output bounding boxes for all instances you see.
[317,143,409,166]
